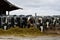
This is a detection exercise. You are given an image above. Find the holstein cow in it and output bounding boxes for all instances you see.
[27,16,35,28]
[1,16,8,30]
[10,16,15,28]
[27,16,31,28]
[7,15,12,29]
[7,15,15,29]
[20,16,27,28]
[16,16,21,27]
[55,17,60,30]
[41,17,52,31]
[36,17,44,32]
[51,17,56,30]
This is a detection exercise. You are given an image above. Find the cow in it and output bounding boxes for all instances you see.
[19,16,27,28]
[27,17,35,28]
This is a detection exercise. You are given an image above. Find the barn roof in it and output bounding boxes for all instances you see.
[0,0,23,11]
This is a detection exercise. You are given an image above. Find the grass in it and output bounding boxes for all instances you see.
[0,27,59,37]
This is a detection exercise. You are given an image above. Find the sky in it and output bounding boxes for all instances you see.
[8,0,60,16]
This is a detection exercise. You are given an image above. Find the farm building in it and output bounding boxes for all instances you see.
[0,0,22,30]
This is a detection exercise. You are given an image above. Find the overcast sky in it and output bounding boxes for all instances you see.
[8,0,60,16]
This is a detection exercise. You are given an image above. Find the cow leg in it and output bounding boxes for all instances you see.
[40,26,43,32]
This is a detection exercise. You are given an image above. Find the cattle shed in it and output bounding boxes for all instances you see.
[0,0,22,30]
[0,0,22,15]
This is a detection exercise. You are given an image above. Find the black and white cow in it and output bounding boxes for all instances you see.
[7,16,14,29]
[19,16,27,28]
[27,16,35,28]
[0,16,8,30]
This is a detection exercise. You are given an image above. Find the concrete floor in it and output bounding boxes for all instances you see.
[0,36,60,40]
